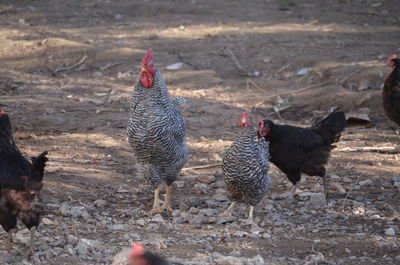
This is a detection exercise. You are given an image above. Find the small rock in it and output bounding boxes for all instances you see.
[385,227,396,236]
[359,179,373,186]
[297,68,309,75]
[60,203,90,219]
[331,182,346,194]
[109,224,126,230]
[189,214,207,224]
[193,183,208,195]
[249,255,265,265]
[342,176,352,183]
[165,62,184,70]
[214,256,243,265]
[358,79,370,91]
[94,199,107,208]
[197,175,216,184]
[200,208,217,216]
[74,238,99,257]
[306,193,326,208]
[151,214,164,223]
[330,175,341,181]
[199,158,209,163]
[212,194,228,202]
[233,231,247,237]
[136,219,146,226]
[41,217,54,225]
[14,230,30,245]
[217,216,236,224]
[370,214,381,220]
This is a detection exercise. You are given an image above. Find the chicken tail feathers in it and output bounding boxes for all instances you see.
[30,151,48,182]
[313,108,347,144]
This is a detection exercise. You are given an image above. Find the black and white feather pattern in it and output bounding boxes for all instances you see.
[127,70,188,187]
[222,125,271,206]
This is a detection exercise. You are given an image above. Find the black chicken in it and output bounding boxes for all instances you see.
[257,109,346,199]
[0,110,48,252]
[382,55,400,127]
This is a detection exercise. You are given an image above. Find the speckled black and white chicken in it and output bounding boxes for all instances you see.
[127,49,188,214]
[220,112,271,221]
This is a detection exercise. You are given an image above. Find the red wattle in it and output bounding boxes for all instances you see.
[141,71,154,88]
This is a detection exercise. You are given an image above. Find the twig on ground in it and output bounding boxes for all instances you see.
[340,68,363,85]
[378,202,399,220]
[224,47,248,75]
[100,62,123,71]
[274,62,293,75]
[344,175,360,201]
[255,82,332,108]
[55,55,88,73]
[337,146,400,154]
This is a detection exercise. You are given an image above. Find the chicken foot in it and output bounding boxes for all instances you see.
[7,228,16,244]
[220,201,236,216]
[149,187,163,215]
[290,182,300,200]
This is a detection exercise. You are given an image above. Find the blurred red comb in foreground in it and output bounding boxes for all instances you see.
[130,242,145,258]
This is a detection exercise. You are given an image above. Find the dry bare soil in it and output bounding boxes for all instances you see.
[0,0,399,264]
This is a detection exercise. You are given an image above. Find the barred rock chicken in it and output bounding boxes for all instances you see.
[257,109,346,200]
[127,49,188,214]
[382,55,400,127]
[221,112,271,222]
[0,110,48,251]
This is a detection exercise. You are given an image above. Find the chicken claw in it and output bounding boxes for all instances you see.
[148,208,164,215]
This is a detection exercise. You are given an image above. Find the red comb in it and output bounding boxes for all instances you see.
[141,48,155,75]
[238,112,252,127]
[130,242,145,259]
[0,109,6,115]
[388,55,397,69]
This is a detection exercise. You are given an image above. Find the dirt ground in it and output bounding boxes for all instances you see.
[0,0,399,264]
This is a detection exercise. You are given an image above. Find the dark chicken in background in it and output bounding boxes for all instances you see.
[0,110,48,252]
[129,242,169,265]
[382,55,400,128]
[257,109,346,199]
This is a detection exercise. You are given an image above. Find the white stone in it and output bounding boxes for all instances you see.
[385,227,396,236]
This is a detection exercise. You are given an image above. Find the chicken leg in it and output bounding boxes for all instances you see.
[149,187,163,215]
[322,175,328,201]
[290,182,300,200]
[29,226,36,256]
[219,201,236,216]
[161,185,173,212]
[247,206,254,222]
